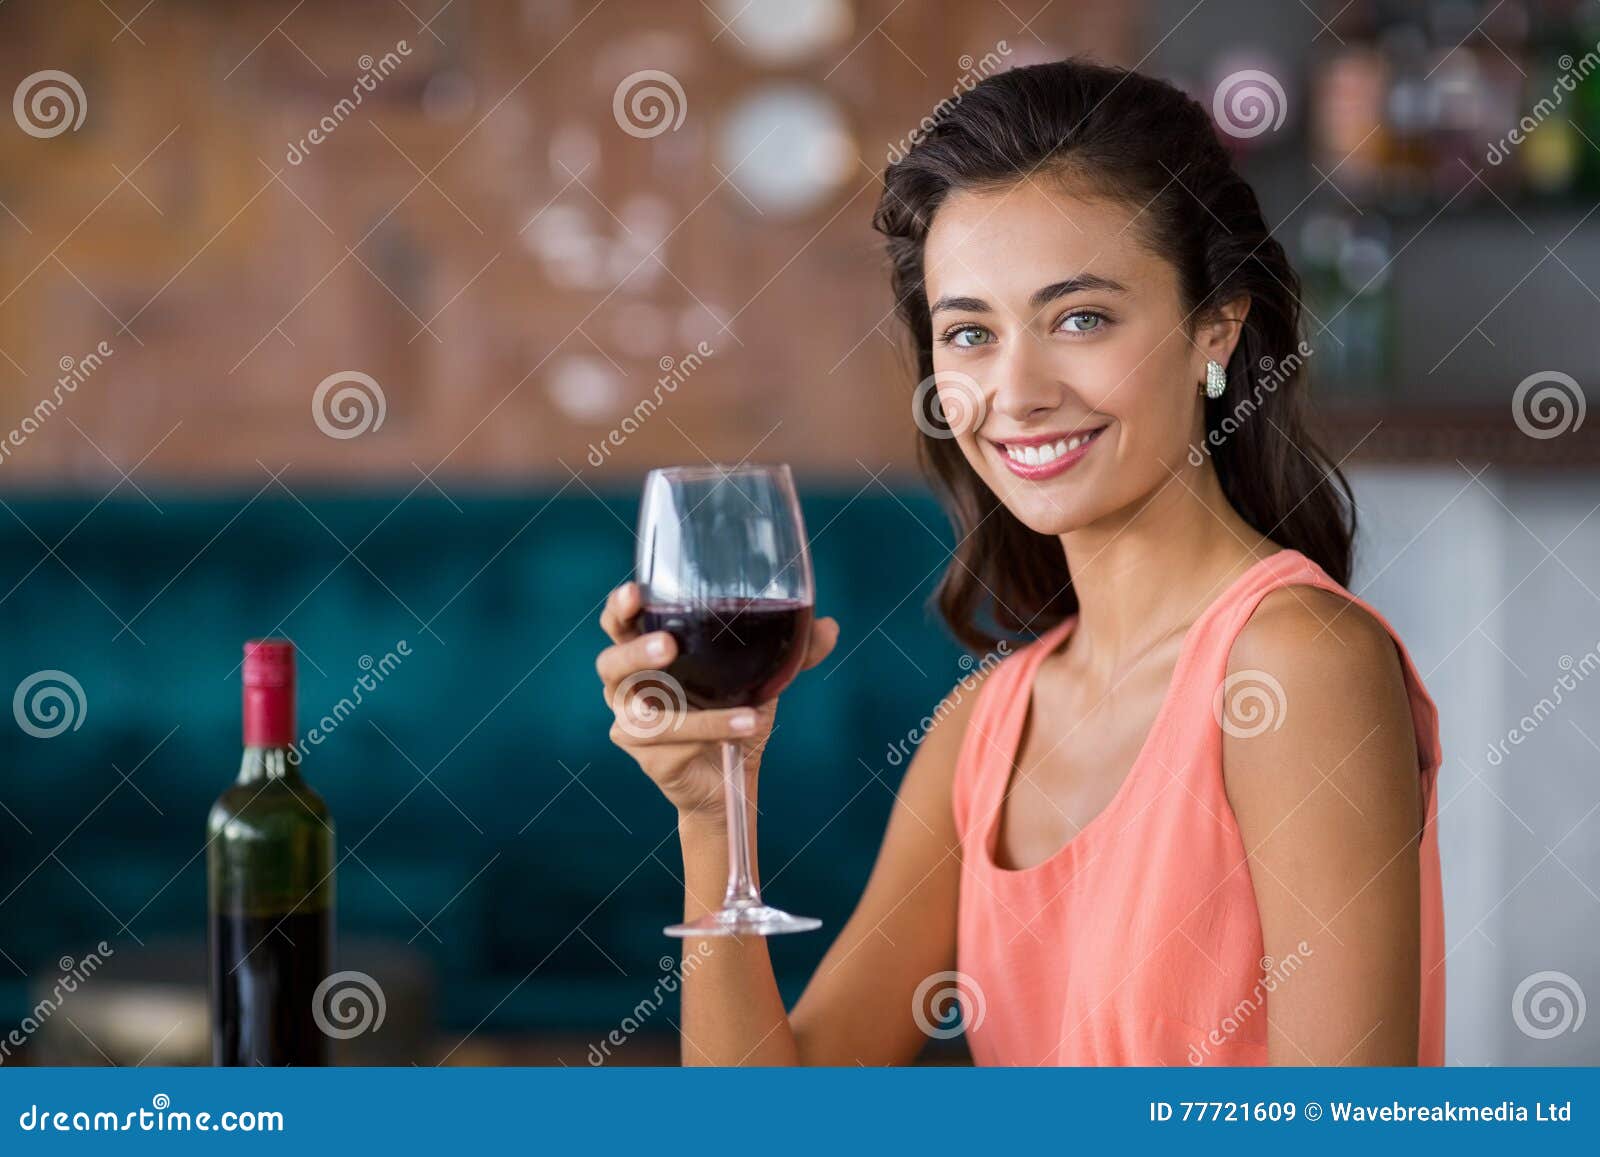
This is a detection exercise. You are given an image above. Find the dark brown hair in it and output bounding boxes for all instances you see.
[874,58,1356,653]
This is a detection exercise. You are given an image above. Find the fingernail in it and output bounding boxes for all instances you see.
[731,711,756,733]
[647,635,669,660]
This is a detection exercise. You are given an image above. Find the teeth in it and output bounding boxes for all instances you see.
[1004,429,1099,467]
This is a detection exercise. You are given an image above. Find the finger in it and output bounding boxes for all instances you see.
[595,630,677,691]
[610,704,762,747]
[599,582,643,644]
[799,616,840,671]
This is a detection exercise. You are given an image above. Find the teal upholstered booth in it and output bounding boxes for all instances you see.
[0,486,971,1035]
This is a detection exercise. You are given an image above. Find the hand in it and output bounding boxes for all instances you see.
[597,582,840,820]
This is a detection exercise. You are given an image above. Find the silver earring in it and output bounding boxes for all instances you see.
[1204,359,1227,400]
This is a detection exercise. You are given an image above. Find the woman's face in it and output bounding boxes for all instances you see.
[921,179,1238,536]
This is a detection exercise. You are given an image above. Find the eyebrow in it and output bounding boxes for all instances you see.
[929,273,1129,317]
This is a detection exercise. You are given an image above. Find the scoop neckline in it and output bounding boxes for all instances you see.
[978,547,1297,878]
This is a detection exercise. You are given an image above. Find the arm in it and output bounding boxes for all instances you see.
[1222,587,1424,1066]
[679,675,975,1065]
[598,582,975,1066]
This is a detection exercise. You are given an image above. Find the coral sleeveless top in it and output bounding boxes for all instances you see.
[951,548,1445,1066]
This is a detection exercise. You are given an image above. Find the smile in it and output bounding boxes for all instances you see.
[992,426,1107,480]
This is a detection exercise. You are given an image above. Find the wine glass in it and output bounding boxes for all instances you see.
[636,464,820,937]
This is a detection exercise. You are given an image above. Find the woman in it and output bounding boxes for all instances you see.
[596,59,1444,1066]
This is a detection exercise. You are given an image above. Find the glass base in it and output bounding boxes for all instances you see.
[665,904,822,938]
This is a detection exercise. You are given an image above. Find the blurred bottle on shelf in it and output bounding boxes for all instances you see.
[1568,0,1600,195]
[1312,0,1575,210]
[1299,209,1394,399]
[1508,0,1581,199]
[1310,44,1389,201]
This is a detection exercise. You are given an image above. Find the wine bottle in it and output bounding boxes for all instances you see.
[208,639,335,1066]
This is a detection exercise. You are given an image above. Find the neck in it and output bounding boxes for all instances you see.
[238,746,297,784]
[1058,457,1275,671]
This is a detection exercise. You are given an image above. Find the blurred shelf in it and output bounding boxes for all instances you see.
[1324,198,1599,223]
[1314,405,1600,467]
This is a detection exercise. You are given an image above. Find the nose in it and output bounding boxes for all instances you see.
[986,330,1063,425]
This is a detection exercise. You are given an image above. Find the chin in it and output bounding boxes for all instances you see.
[999,491,1097,537]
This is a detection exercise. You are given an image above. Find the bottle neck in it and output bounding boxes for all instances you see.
[242,675,295,750]
[237,745,300,784]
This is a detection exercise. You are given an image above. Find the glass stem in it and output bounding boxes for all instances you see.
[720,740,761,910]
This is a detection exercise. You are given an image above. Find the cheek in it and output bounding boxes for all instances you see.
[1071,328,1193,435]
[952,431,989,479]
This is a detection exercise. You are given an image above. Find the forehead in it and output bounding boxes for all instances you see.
[922,179,1171,303]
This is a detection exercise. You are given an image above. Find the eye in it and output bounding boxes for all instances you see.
[941,324,994,348]
[1057,310,1107,334]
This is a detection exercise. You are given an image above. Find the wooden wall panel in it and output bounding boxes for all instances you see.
[0,0,1137,485]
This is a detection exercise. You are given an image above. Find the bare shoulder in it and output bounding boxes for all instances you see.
[1228,583,1404,690]
[1221,582,1420,832]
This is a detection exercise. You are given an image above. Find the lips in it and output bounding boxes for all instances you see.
[991,426,1107,480]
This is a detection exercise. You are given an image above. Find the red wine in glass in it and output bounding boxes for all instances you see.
[635,464,821,938]
[638,598,813,710]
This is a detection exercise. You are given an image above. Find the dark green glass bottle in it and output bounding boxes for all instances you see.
[208,639,335,1066]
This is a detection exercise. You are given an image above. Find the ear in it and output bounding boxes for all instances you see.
[1193,295,1252,377]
